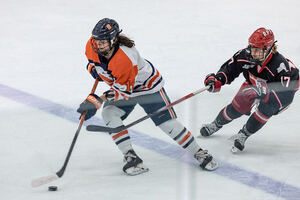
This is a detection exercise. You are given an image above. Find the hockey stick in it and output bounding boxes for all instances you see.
[31,79,99,187]
[87,85,210,133]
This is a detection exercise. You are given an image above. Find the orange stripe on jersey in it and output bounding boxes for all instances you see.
[121,93,129,100]
[85,37,100,63]
[85,38,115,84]
[147,70,160,88]
[87,63,93,73]
[178,131,191,145]
[113,89,119,100]
[159,89,176,119]
[99,74,113,83]
[108,48,138,93]
[112,130,128,140]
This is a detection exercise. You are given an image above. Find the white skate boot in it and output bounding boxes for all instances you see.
[194,149,218,171]
[123,150,149,175]
[199,121,222,137]
[231,129,249,153]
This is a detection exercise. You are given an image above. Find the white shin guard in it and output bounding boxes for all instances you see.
[158,119,200,155]
[102,105,132,154]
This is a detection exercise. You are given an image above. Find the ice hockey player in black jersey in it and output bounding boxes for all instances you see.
[199,27,299,152]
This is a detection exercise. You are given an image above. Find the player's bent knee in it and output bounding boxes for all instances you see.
[102,105,126,121]
[232,88,258,114]
[158,119,185,138]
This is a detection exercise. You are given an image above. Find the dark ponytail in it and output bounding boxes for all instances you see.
[118,34,135,48]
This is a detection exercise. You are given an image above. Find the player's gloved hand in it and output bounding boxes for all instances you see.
[103,89,115,101]
[87,63,100,79]
[77,94,103,120]
[204,73,222,92]
[253,81,269,102]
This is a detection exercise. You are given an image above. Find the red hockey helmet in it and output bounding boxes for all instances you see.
[248,28,274,49]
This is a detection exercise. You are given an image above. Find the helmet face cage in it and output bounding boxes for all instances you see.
[248,28,275,64]
[91,18,122,55]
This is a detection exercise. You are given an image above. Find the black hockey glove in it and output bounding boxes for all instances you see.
[253,82,269,102]
[77,94,103,120]
[103,89,115,101]
[204,73,222,92]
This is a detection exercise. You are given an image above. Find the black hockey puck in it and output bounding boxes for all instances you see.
[48,186,58,191]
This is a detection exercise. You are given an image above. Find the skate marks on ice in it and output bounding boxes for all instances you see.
[1,83,300,200]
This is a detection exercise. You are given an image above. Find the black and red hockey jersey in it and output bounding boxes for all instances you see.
[215,48,300,93]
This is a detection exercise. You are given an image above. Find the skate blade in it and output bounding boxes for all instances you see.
[204,159,219,171]
[124,164,149,176]
[231,146,240,153]
[231,145,243,154]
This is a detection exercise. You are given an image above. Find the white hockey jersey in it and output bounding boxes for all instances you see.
[85,37,164,100]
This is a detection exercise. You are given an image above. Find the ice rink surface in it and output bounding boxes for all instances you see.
[1,0,300,199]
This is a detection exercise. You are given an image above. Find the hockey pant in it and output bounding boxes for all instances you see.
[101,88,199,155]
[214,81,297,135]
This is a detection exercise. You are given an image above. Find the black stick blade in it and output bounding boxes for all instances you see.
[86,125,125,133]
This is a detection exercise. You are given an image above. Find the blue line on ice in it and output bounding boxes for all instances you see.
[1,83,299,200]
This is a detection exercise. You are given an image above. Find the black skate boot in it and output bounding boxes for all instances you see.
[123,150,149,175]
[194,149,218,171]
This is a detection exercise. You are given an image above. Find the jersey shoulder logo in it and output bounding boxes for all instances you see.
[277,62,289,73]
[242,64,255,69]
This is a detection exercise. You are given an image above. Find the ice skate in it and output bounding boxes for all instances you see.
[231,129,249,153]
[199,121,222,137]
[194,149,218,171]
[123,150,149,175]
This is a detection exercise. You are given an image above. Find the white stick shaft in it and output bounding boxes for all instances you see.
[193,85,210,95]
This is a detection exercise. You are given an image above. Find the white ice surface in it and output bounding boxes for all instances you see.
[0,0,300,200]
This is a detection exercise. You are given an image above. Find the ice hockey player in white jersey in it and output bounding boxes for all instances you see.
[76,18,218,175]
